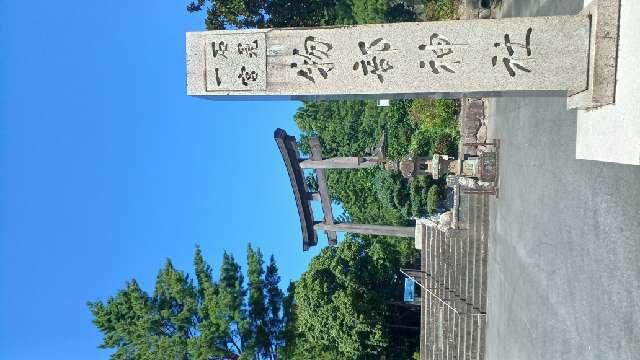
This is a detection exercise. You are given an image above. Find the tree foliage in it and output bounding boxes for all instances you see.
[293,99,458,262]
[422,0,460,21]
[89,246,290,360]
[264,256,284,358]
[291,237,417,359]
[408,99,460,157]
[426,184,441,215]
[186,0,342,29]
[186,0,417,30]
[177,3,461,360]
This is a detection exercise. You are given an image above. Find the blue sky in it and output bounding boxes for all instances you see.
[0,1,324,358]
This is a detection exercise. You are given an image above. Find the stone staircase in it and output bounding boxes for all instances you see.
[420,193,489,360]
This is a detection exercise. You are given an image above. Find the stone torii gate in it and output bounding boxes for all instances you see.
[274,128,415,250]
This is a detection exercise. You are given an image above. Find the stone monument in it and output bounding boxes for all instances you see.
[186,0,621,109]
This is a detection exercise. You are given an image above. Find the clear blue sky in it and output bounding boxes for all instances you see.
[0,1,325,359]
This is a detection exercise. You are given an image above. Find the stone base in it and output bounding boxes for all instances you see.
[574,0,640,165]
[568,0,622,110]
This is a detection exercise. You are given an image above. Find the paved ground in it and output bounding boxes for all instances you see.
[486,1,640,360]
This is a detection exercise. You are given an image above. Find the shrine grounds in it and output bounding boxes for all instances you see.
[485,0,640,359]
[487,96,640,360]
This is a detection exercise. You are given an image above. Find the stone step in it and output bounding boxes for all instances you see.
[479,194,488,313]
[422,194,487,360]
[425,227,482,309]
[471,194,481,312]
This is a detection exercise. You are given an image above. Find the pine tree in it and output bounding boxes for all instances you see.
[88,279,155,359]
[280,281,297,360]
[246,245,268,358]
[265,255,284,359]
[89,246,290,360]
[152,260,198,359]
[217,251,249,356]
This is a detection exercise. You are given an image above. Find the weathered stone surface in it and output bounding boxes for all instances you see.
[477,124,487,143]
[567,0,622,109]
[460,99,484,155]
[415,223,426,250]
[187,16,590,99]
[479,9,492,19]
[446,175,460,188]
[575,0,640,165]
[479,152,497,182]
[202,33,267,91]
[439,211,453,227]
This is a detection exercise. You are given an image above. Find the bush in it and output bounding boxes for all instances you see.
[374,170,439,219]
[423,0,460,21]
[386,3,417,22]
[409,175,432,218]
[295,100,415,161]
[374,170,412,218]
[408,99,460,157]
[427,184,441,215]
[408,99,457,128]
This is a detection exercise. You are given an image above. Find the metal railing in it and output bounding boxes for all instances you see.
[401,268,485,316]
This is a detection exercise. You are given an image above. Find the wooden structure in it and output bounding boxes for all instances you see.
[274,128,415,250]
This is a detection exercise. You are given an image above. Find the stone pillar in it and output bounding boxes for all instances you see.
[187,17,590,100]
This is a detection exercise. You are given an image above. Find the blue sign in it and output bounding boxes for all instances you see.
[403,278,415,302]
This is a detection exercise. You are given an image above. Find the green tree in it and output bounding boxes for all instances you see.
[87,280,156,359]
[246,245,268,358]
[89,246,289,360]
[408,99,460,157]
[190,247,230,360]
[350,0,387,24]
[373,169,412,218]
[423,0,460,21]
[294,98,458,231]
[153,260,198,359]
[294,99,432,263]
[265,255,284,358]
[213,251,251,358]
[279,282,297,359]
[292,237,416,359]
[426,184,441,215]
[186,0,269,29]
[186,0,417,29]
[295,100,414,160]
[186,0,352,29]
[266,0,356,27]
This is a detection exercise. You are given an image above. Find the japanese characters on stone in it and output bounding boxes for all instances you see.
[204,33,266,91]
[211,41,229,59]
[492,28,533,77]
[238,66,258,86]
[189,17,590,96]
[353,38,395,83]
[290,36,335,83]
[290,35,399,85]
[418,33,467,74]
[238,40,259,58]
[286,29,537,88]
